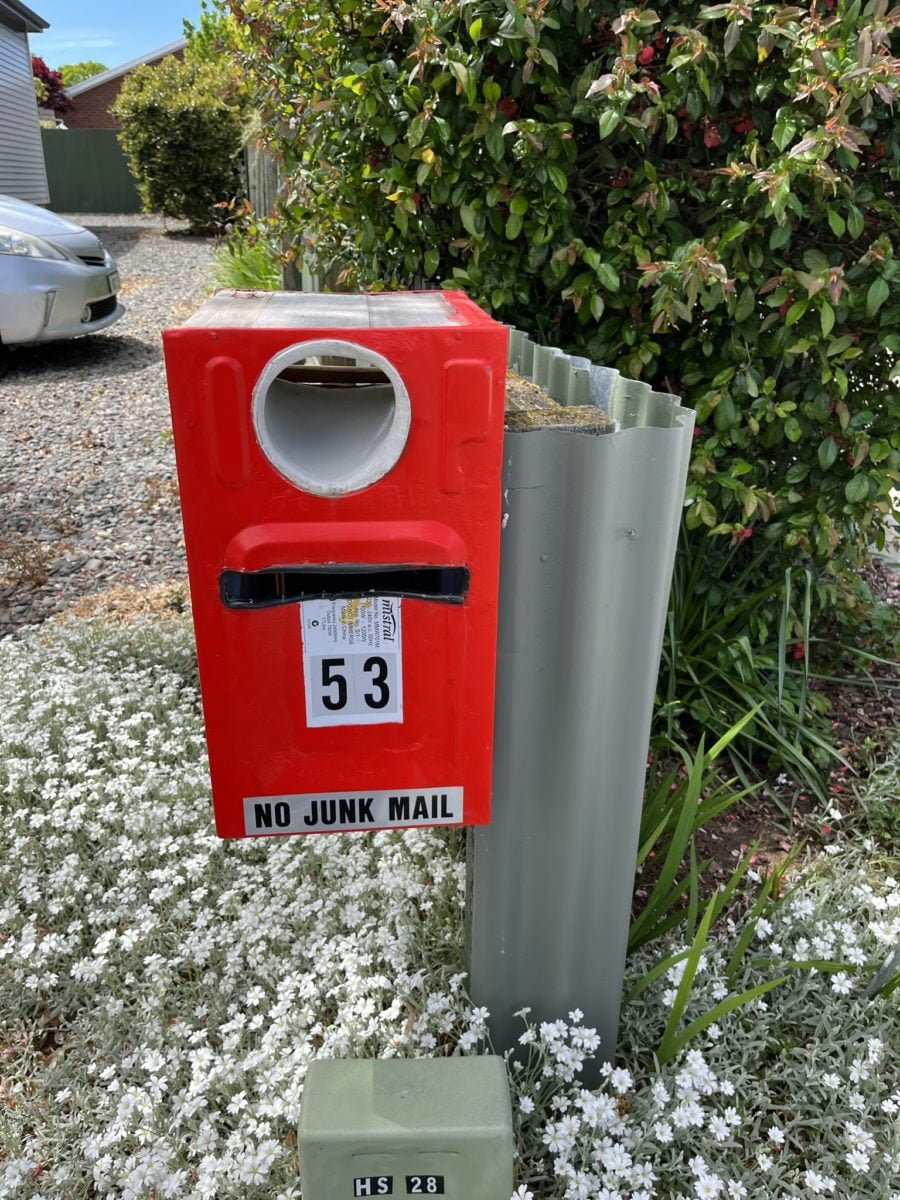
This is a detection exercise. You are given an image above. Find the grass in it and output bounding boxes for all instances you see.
[658,532,857,811]
[0,616,897,1200]
[212,233,281,292]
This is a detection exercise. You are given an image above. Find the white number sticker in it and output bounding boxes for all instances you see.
[301,597,403,726]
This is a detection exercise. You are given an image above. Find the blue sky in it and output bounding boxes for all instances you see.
[30,0,205,71]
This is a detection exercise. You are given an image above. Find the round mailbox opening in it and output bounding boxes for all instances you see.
[252,340,411,496]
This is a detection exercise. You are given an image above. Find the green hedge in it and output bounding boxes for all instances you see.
[219,1,900,604]
[113,55,243,233]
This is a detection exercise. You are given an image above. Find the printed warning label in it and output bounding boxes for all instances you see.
[244,789,463,834]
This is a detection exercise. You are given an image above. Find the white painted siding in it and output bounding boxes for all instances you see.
[0,23,49,204]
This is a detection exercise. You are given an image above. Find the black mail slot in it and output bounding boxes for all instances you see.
[220,564,470,608]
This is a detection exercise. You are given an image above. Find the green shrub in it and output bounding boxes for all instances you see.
[219,0,900,593]
[113,55,243,233]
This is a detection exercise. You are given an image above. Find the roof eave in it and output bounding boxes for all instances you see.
[68,37,188,96]
[0,0,49,33]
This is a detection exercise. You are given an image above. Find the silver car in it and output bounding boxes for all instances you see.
[0,195,124,346]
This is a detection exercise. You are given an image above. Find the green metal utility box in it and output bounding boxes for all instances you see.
[298,1057,514,1200]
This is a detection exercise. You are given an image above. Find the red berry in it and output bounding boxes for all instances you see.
[637,46,655,65]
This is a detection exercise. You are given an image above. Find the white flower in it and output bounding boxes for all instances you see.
[600,1145,632,1175]
[672,1099,705,1129]
[654,1122,673,1144]
[630,1163,656,1188]
[846,1149,870,1172]
[847,1127,875,1153]
[609,1068,633,1095]
[511,1188,533,1200]
[725,1183,747,1200]
[848,1058,869,1083]
[519,1096,535,1115]
[542,1123,571,1154]
[756,1152,773,1171]
[694,1175,722,1199]
[821,1073,841,1090]
[831,972,853,995]
[575,1092,617,1127]
[708,1116,730,1142]
[767,1125,785,1146]
[867,1038,884,1063]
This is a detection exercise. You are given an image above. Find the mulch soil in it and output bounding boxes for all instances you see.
[692,557,899,888]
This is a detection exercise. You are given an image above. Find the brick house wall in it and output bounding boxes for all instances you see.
[60,45,184,130]
[63,77,123,128]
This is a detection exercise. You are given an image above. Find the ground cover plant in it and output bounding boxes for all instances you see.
[204,0,900,788]
[0,616,898,1199]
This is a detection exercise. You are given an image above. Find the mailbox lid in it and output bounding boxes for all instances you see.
[180,289,491,330]
[299,1056,513,1143]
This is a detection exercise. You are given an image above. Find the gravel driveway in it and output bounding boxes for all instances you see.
[0,214,215,637]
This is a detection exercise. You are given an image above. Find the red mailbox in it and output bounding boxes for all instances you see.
[163,291,507,838]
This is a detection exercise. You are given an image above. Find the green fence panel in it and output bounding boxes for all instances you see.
[41,129,142,214]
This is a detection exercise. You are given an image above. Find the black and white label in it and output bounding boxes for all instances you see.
[302,597,402,726]
[406,1178,445,1195]
[349,1179,445,1197]
[244,788,463,835]
[353,1178,393,1197]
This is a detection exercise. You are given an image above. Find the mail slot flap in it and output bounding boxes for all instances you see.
[223,520,468,571]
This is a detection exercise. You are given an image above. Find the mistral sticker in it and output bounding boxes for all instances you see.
[301,597,402,726]
[244,789,463,835]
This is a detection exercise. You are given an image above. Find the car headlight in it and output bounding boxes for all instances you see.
[0,225,67,260]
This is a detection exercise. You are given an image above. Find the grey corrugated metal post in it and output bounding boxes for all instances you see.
[468,340,694,1065]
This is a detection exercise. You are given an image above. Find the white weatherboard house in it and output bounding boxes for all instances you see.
[0,0,49,204]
